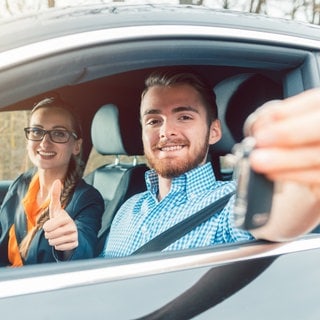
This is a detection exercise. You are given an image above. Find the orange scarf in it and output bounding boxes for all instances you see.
[8,173,49,266]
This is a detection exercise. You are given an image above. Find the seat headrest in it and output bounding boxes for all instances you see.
[213,73,282,155]
[91,104,126,155]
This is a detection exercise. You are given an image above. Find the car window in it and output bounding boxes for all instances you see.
[0,109,234,181]
[84,144,233,179]
[0,110,32,180]
[84,149,146,176]
[0,109,143,180]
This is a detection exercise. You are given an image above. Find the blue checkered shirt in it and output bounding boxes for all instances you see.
[102,163,253,258]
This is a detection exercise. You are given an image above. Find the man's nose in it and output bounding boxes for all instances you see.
[159,119,176,138]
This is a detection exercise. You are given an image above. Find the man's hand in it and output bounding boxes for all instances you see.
[43,179,78,253]
[247,89,320,241]
[248,89,320,191]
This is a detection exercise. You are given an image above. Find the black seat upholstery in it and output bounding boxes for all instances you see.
[84,104,148,255]
[212,73,320,234]
[210,73,283,180]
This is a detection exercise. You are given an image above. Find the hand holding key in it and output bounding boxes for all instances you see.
[246,89,320,241]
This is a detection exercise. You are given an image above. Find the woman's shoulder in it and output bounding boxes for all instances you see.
[75,179,104,200]
[66,179,104,213]
[7,168,36,192]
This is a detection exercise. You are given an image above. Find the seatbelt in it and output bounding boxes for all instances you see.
[132,191,235,255]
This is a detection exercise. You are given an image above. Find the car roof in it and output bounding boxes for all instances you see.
[1,3,318,103]
[1,4,320,49]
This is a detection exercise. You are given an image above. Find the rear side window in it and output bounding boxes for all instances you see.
[84,148,146,176]
[0,110,32,180]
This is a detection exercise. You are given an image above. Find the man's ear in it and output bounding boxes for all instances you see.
[209,119,222,144]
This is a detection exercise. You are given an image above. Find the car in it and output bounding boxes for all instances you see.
[0,3,320,319]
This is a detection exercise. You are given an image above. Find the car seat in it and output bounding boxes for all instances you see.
[210,73,283,180]
[84,104,148,255]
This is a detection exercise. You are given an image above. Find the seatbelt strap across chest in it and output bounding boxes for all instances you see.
[132,191,235,255]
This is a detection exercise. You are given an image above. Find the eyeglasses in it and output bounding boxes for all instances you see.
[24,127,78,143]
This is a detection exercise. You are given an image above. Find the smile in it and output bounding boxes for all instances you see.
[160,145,184,151]
[37,150,56,157]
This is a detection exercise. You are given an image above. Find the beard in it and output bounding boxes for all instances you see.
[145,133,210,179]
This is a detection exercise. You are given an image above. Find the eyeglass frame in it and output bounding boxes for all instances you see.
[24,127,78,144]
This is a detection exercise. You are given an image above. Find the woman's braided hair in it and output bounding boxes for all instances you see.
[19,97,83,260]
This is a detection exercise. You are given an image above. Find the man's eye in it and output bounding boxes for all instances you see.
[146,119,160,126]
[179,115,192,121]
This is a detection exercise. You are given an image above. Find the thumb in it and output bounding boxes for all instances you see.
[49,179,62,219]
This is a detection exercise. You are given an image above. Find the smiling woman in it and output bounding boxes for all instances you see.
[0,97,104,267]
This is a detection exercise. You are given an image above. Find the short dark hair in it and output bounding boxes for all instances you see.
[141,71,218,125]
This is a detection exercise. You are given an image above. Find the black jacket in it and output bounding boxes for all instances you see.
[0,170,104,266]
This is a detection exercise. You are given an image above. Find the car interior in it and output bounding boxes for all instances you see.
[34,68,286,253]
[0,60,313,249]
[0,70,283,253]
[1,20,319,254]
[75,64,283,250]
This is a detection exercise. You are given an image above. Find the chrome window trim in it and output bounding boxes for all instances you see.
[1,25,320,71]
[1,235,319,299]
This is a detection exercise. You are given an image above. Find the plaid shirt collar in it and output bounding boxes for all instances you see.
[145,162,217,201]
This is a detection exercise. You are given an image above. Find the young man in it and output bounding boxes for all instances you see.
[102,71,320,258]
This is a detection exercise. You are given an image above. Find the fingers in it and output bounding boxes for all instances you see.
[45,179,79,252]
[49,179,63,219]
[244,88,320,191]
[250,145,320,174]
[266,170,320,186]
[246,88,320,148]
[243,89,320,241]
[46,226,78,251]
[253,112,320,148]
[43,216,78,251]
[46,228,78,249]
